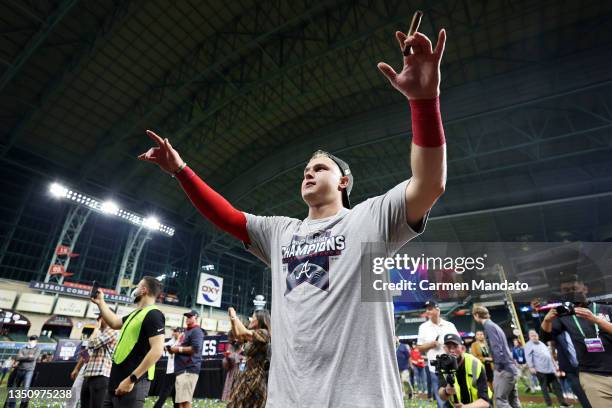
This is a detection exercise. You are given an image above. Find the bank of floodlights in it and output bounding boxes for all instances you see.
[49,182,175,237]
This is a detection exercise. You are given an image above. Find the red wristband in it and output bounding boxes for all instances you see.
[176,167,250,243]
[409,97,446,148]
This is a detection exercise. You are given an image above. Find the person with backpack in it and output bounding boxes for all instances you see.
[227,308,271,408]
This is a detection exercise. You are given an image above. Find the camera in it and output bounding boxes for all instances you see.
[431,353,458,385]
[556,301,575,317]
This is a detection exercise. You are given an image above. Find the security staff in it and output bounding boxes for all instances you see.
[91,276,165,408]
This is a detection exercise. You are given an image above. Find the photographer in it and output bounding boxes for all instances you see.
[541,274,612,406]
[437,334,491,408]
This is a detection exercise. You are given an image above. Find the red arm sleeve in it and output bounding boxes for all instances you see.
[175,166,250,244]
[409,97,446,148]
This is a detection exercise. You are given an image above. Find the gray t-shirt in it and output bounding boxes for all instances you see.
[245,180,426,408]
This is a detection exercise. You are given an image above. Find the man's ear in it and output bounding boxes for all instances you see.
[338,175,349,190]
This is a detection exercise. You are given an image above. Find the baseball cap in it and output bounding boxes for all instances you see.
[323,152,354,209]
[184,309,199,317]
[424,300,439,309]
[443,333,463,345]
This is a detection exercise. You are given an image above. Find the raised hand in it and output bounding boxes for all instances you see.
[377,28,446,100]
[137,130,185,174]
[90,290,105,306]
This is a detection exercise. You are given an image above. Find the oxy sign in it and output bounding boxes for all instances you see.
[196,273,223,308]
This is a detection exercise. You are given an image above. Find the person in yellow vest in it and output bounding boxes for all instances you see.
[438,333,492,408]
[91,276,165,408]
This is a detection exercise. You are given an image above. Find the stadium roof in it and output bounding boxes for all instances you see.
[2,0,611,261]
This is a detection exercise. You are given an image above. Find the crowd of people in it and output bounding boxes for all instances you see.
[1,277,611,408]
[393,296,612,408]
[0,276,273,408]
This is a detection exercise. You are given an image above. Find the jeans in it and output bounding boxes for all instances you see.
[426,367,433,399]
[65,365,85,408]
[565,370,591,408]
[153,372,178,408]
[6,369,34,408]
[413,366,427,393]
[103,379,151,408]
[430,371,445,408]
[1,367,9,384]
[81,376,110,408]
[535,372,567,407]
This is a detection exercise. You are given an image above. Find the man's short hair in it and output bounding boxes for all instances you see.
[310,149,334,162]
[472,305,490,319]
[142,276,163,298]
[559,273,582,285]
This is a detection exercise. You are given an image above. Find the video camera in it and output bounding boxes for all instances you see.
[556,301,576,317]
[431,353,458,385]
[538,301,575,317]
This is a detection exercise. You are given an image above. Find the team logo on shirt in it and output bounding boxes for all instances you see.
[281,230,345,294]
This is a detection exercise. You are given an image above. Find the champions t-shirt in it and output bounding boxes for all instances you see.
[245,180,427,408]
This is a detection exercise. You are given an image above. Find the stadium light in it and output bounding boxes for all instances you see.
[101,200,120,215]
[48,182,175,237]
[143,216,160,230]
[49,183,68,198]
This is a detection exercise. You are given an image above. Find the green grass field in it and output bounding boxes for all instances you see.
[0,378,566,408]
[0,392,559,408]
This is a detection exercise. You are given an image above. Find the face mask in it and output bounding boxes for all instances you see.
[562,291,587,304]
[130,287,142,303]
[28,341,36,348]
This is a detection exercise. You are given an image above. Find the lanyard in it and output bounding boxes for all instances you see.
[572,303,599,338]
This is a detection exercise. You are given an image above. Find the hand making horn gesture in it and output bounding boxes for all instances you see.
[377,11,446,100]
